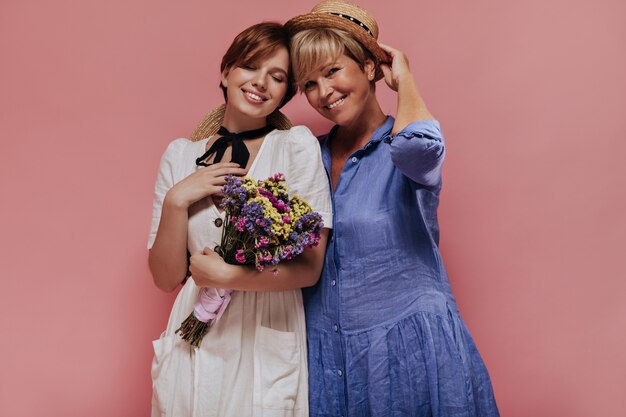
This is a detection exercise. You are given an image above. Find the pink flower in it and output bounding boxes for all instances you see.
[236,218,245,232]
[218,172,322,272]
[254,237,270,249]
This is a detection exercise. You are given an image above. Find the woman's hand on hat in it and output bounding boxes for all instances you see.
[378,43,412,92]
[165,162,247,209]
[378,42,433,129]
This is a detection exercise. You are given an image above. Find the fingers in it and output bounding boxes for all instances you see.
[182,161,249,201]
[209,175,235,187]
[378,42,396,55]
[210,162,242,169]
[202,162,248,176]
[380,63,392,77]
[197,166,247,183]
[380,64,392,81]
[379,43,402,61]
[378,42,409,66]
[214,166,248,176]
[380,64,398,92]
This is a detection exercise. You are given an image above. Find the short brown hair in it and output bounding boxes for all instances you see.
[220,22,296,108]
[290,27,374,89]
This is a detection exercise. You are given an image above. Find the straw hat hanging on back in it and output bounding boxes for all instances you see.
[285,0,391,81]
[191,106,292,142]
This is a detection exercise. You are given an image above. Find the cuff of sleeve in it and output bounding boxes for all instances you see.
[147,233,156,250]
[319,212,333,229]
[383,119,442,143]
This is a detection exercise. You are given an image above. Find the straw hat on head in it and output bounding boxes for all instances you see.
[190,105,293,142]
[285,0,391,81]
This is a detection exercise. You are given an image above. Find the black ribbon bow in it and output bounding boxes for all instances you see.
[195,125,275,168]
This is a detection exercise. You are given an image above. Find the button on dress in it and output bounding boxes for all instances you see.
[303,117,499,417]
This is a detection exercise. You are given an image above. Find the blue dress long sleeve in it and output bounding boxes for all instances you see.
[303,116,499,417]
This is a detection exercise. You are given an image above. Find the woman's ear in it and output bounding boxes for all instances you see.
[220,68,230,88]
[364,59,376,81]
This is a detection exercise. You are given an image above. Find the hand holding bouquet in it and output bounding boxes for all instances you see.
[176,173,323,347]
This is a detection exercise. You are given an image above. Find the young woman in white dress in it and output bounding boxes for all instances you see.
[148,22,332,417]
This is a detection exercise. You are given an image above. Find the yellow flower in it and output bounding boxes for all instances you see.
[242,177,258,196]
[259,177,288,200]
[289,196,313,222]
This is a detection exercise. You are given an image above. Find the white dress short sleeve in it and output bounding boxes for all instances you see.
[148,138,187,249]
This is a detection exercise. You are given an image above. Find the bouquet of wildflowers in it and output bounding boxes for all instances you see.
[176,173,323,347]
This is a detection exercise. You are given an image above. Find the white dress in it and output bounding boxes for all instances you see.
[148,126,333,417]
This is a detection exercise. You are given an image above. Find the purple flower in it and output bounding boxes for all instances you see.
[216,173,323,272]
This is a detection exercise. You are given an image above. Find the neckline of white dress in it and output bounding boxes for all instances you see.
[197,129,276,218]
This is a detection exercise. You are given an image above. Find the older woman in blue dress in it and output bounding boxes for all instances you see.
[286,1,500,416]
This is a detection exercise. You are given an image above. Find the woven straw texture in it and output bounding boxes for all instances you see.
[191,105,292,142]
[285,0,391,80]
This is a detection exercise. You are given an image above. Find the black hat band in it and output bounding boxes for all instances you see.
[328,12,373,37]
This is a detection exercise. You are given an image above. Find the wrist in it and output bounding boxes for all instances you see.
[219,262,241,287]
[164,189,190,210]
[396,74,418,94]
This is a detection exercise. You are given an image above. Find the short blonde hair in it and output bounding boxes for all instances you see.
[290,28,374,89]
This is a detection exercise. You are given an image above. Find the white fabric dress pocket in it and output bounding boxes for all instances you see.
[253,326,302,417]
[151,333,179,416]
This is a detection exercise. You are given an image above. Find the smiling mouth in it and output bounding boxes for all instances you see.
[325,96,346,110]
[242,89,268,102]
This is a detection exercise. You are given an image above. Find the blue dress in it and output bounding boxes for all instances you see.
[303,117,500,417]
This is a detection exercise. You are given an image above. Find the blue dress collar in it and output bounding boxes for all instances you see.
[320,116,395,151]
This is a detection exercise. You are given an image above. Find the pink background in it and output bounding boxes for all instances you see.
[1,0,625,416]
